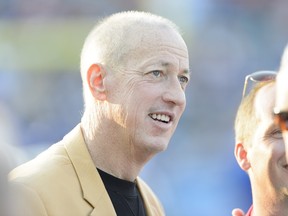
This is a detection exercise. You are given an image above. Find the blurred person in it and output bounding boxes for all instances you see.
[0,103,25,216]
[0,149,13,216]
[233,71,288,216]
[232,45,288,216]
[0,144,22,216]
[8,11,190,216]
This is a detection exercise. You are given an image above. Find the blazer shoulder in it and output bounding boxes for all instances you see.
[9,141,71,185]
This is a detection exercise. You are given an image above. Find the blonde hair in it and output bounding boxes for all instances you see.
[234,80,275,146]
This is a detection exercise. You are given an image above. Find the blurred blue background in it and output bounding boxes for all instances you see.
[1,0,288,215]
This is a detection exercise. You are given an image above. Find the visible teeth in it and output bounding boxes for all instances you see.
[150,114,170,123]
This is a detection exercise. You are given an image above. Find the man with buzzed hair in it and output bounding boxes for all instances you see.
[232,44,288,216]
[9,11,190,216]
[233,77,288,216]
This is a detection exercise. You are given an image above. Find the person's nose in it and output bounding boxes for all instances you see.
[162,77,186,107]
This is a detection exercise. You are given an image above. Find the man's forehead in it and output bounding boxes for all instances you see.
[254,83,276,119]
[135,26,187,50]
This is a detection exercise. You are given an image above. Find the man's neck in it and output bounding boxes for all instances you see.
[80,124,147,182]
[252,194,288,216]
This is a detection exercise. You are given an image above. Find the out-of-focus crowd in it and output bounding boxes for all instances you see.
[1,0,288,215]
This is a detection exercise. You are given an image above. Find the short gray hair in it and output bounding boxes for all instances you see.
[80,11,180,79]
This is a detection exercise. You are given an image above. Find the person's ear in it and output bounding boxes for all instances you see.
[234,142,251,171]
[87,63,107,101]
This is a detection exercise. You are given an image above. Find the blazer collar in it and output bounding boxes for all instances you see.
[63,124,162,216]
[63,124,117,216]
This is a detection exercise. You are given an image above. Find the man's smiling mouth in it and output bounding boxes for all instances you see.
[149,113,171,123]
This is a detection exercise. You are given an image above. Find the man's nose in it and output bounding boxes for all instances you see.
[162,77,186,106]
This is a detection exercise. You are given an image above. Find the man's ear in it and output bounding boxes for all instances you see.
[234,142,251,171]
[87,63,107,101]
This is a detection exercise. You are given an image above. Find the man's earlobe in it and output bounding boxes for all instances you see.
[235,143,251,171]
[87,64,107,101]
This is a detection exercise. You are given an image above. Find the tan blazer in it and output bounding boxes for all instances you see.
[9,125,165,216]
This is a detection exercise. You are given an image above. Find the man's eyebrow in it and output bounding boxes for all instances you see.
[161,62,190,75]
[265,122,281,135]
[161,62,170,67]
[182,69,190,75]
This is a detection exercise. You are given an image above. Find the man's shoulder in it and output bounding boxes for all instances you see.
[8,124,83,184]
[8,141,71,185]
[7,137,92,216]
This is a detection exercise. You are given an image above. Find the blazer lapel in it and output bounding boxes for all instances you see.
[63,125,117,216]
[136,178,158,216]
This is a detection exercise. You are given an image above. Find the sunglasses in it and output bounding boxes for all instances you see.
[242,70,277,98]
[242,70,288,131]
[274,109,288,131]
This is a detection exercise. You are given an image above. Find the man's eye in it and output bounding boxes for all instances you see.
[178,76,189,84]
[270,129,283,139]
[151,70,162,77]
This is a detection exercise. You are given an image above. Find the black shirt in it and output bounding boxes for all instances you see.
[97,168,147,216]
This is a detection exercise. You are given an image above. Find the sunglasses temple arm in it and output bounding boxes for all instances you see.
[242,78,248,98]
